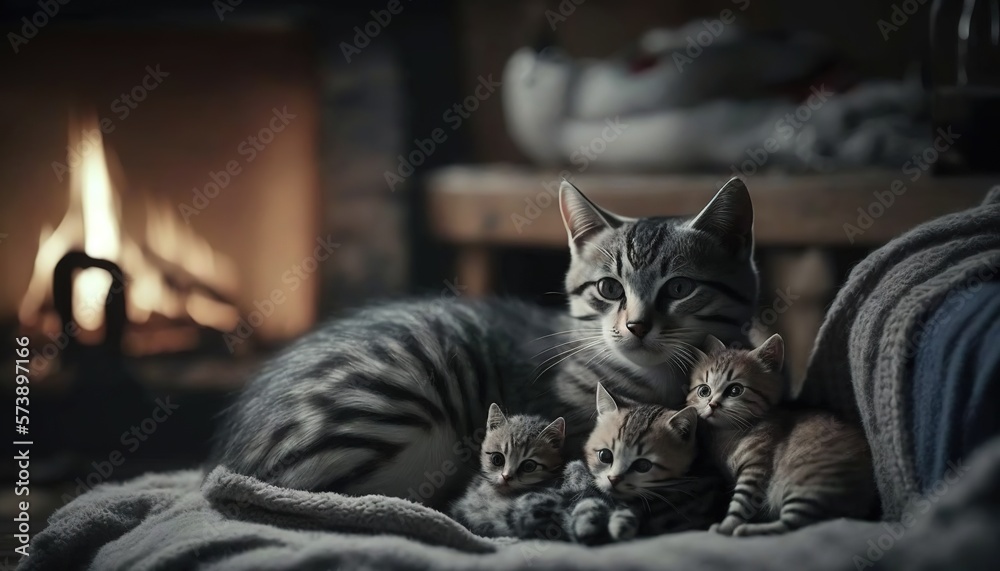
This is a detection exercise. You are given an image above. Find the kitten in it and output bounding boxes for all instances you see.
[686,333,876,536]
[583,383,727,538]
[449,403,566,537]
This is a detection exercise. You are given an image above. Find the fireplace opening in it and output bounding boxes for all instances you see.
[19,114,242,359]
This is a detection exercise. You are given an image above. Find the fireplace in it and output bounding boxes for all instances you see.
[0,3,426,546]
[1,26,322,380]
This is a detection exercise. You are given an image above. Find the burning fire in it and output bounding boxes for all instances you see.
[19,116,240,350]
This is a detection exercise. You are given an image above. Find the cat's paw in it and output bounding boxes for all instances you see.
[608,508,639,541]
[567,498,611,545]
[510,492,564,540]
[711,515,743,536]
[560,461,594,494]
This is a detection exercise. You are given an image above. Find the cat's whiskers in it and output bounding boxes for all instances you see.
[531,340,605,383]
[636,489,691,522]
[530,335,607,359]
[528,328,604,343]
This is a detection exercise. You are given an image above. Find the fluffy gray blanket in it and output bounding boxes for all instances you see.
[20,191,1000,570]
[18,439,1000,570]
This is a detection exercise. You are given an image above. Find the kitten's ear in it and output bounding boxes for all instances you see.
[487,403,507,430]
[703,334,727,355]
[595,383,619,417]
[751,333,784,372]
[667,407,698,442]
[538,417,566,449]
[559,180,628,251]
[688,177,754,259]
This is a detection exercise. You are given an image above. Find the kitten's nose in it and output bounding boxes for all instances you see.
[626,321,651,338]
[501,473,512,482]
[607,475,623,487]
[708,402,719,409]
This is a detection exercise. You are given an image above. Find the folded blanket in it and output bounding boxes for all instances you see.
[802,188,1000,519]
[20,436,1000,570]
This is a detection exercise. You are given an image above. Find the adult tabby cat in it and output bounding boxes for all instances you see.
[209,178,758,508]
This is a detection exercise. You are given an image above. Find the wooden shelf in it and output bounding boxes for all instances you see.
[427,165,993,247]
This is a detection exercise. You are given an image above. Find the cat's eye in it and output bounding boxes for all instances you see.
[696,384,711,398]
[596,278,625,300]
[631,459,652,473]
[727,384,745,397]
[597,449,614,464]
[663,277,695,299]
[489,452,504,467]
[520,460,538,473]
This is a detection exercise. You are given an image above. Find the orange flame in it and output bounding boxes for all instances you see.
[19,115,239,343]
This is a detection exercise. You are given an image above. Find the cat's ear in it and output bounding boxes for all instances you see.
[688,177,754,259]
[537,417,566,449]
[703,334,727,355]
[666,406,698,442]
[559,180,628,252]
[595,383,619,417]
[487,403,507,430]
[751,333,784,372]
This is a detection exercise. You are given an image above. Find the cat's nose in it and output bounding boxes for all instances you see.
[501,473,512,482]
[608,475,623,487]
[708,402,719,409]
[626,321,651,338]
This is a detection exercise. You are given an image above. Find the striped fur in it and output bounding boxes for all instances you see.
[208,178,758,509]
[686,334,877,536]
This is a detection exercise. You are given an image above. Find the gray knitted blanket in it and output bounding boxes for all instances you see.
[19,190,1000,570]
[802,188,1000,519]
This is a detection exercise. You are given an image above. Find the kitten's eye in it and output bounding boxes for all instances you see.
[597,449,614,464]
[696,384,711,398]
[520,460,538,473]
[727,384,745,397]
[596,278,624,300]
[663,277,695,299]
[631,459,652,473]
[489,453,504,467]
